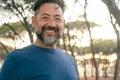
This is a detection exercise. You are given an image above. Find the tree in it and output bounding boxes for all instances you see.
[0,21,28,59]
[0,21,27,45]
[101,0,120,80]
[93,39,117,54]
[0,0,34,43]
[83,0,99,80]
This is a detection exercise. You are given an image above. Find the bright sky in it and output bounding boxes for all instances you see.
[64,0,116,40]
[0,11,19,26]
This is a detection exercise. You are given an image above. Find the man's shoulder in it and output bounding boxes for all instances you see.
[7,45,34,58]
[57,48,75,60]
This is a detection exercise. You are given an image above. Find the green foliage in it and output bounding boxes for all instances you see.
[79,46,91,54]
[0,22,25,34]
[0,45,14,59]
[67,20,101,30]
[76,39,117,54]
[93,39,117,54]
[0,0,34,43]
[0,25,9,34]
[0,0,34,11]
[79,39,117,54]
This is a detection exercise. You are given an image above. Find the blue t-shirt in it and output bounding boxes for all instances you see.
[0,44,79,80]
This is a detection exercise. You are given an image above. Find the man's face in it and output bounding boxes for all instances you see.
[32,3,64,46]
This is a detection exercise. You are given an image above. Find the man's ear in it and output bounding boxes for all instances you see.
[32,16,36,29]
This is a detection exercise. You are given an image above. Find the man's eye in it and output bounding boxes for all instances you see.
[55,18,62,22]
[43,17,48,19]
[42,16,48,20]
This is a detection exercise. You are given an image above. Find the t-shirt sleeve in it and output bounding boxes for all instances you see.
[66,53,80,79]
[0,52,23,80]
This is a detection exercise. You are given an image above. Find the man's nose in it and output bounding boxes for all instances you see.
[47,18,56,27]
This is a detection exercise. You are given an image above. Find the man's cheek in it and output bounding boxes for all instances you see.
[58,28,64,36]
[35,26,43,34]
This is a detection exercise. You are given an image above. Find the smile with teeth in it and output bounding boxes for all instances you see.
[42,27,58,36]
[43,26,59,32]
[45,30,55,34]
[43,29,57,37]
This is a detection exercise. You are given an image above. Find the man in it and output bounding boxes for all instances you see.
[0,0,79,80]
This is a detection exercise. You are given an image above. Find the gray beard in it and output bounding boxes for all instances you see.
[36,32,60,46]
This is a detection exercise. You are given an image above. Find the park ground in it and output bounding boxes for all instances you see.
[80,77,117,80]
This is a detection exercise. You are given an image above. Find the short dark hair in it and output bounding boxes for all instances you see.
[33,0,65,15]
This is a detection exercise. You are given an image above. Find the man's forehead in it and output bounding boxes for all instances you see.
[40,3,62,11]
[38,3,63,15]
[54,5,60,10]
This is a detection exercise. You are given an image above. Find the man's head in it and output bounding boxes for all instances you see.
[32,0,65,47]
[33,0,65,16]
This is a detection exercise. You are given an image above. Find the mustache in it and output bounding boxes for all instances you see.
[42,26,59,32]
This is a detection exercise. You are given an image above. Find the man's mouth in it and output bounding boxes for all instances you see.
[36,26,61,46]
[42,26,59,32]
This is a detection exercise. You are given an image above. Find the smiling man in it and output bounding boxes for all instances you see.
[32,2,64,48]
[0,0,79,80]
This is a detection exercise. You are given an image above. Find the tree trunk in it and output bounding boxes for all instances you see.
[84,54,88,80]
[66,24,74,57]
[102,0,120,27]
[101,0,120,80]
[4,23,25,43]
[84,0,99,80]
[0,41,9,54]
[62,32,67,51]
[114,30,120,80]
[23,17,34,43]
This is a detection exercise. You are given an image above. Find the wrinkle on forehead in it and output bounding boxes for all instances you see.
[36,3,63,17]
[55,6,60,10]
[52,3,61,11]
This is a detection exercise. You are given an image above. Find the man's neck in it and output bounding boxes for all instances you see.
[33,38,57,49]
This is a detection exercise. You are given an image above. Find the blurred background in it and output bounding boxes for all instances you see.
[0,0,120,80]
